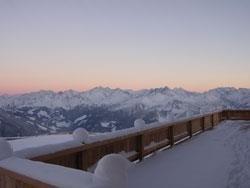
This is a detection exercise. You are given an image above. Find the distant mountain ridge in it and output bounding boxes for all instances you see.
[0,87,250,137]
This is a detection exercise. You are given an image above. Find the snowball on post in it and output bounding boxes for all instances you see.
[93,154,131,188]
[72,128,90,144]
[134,119,146,129]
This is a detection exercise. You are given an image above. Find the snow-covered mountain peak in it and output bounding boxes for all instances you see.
[0,86,250,137]
[0,87,249,110]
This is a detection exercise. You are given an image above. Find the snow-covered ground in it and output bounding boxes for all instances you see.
[0,120,249,187]
[128,120,250,188]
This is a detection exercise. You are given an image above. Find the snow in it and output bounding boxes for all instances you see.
[28,117,35,121]
[128,120,250,188]
[8,121,154,158]
[134,119,146,129]
[72,128,90,143]
[0,87,249,113]
[0,154,130,188]
[0,138,13,160]
[28,109,35,115]
[56,121,71,128]
[100,121,116,128]
[10,134,81,158]
[94,154,131,188]
[0,112,209,159]
[27,121,34,125]
[37,110,50,118]
[100,122,110,128]
[37,125,48,131]
[0,121,249,188]
[0,157,94,188]
[74,115,87,123]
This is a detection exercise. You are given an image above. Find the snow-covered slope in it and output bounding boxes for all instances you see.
[0,87,249,137]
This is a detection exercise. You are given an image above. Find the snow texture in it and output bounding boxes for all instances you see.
[128,120,250,188]
[8,119,176,158]
[94,154,131,188]
[74,115,87,123]
[1,87,250,138]
[56,121,71,128]
[0,157,94,188]
[10,134,81,159]
[0,154,131,188]
[37,110,50,118]
[1,121,249,188]
[0,87,249,112]
[72,128,90,143]
[0,138,13,160]
[134,119,146,129]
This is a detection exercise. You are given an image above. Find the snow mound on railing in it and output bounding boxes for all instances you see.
[73,128,91,143]
[134,119,146,129]
[93,154,131,188]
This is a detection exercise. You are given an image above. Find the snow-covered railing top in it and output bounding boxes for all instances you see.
[0,154,131,188]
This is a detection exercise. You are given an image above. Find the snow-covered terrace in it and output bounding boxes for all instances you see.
[0,110,249,188]
[128,120,250,188]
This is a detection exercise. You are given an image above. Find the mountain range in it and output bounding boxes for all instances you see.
[0,87,250,137]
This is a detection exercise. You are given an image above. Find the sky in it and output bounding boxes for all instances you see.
[0,0,250,94]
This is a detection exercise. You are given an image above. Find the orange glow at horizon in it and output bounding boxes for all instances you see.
[1,80,249,95]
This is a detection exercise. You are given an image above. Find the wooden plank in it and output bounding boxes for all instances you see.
[137,134,145,161]
[0,167,55,188]
[143,140,170,156]
[201,117,205,132]
[211,114,214,128]
[168,126,174,146]
[76,151,83,170]
[187,121,192,138]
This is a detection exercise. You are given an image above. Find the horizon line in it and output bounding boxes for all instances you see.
[1,85,249,96]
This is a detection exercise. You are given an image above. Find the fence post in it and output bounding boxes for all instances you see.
[226,110,230,120]
[76,151,83,170]
[82,150,89,171]
[169,126,174,147]
[188,121,192,138]
[137,134,145,161]
[219,112,223,122]
[211,114,214,128]
[201,117,205,132]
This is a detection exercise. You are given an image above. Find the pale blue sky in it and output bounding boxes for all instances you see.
[0,0,250,93]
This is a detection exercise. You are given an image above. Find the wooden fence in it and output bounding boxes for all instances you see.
[31,110,246,170]
[0,109,250,188]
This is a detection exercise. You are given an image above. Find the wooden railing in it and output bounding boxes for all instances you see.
[0,109,249,187]
[31,109,249,171]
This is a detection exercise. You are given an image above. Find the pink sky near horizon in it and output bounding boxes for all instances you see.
[0,78,249,95]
